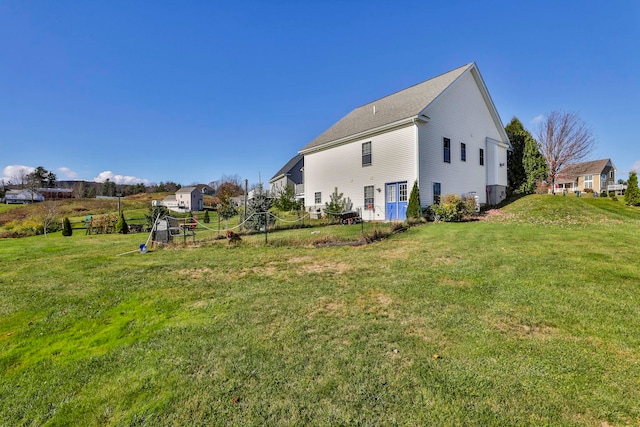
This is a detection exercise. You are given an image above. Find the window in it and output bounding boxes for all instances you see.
[433,182,441,205]
[399,183,408,202]
[443,138,451,163]
[461,143,466,162]
[364,185,374,209]
[584,175,593,189]
[479,148,484,166]
[362,141,372,166]
[314,192,321,204]
[610,170,614,179]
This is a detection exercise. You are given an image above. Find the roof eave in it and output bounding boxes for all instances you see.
[299,116,418,155]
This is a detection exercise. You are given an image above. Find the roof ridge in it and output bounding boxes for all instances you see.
[355,63,474,109]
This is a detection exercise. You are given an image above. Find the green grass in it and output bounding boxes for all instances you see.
[1,195,640,425]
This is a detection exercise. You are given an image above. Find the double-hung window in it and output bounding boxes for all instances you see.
[362,141,372,166]
[443,138,451,163]
[314,192,322,204]
[433,182,441,205]
[364,185,374,209]
[584,175,593,189]
[461,143,466,162]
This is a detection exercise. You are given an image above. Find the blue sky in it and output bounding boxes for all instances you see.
[1,1,638,186]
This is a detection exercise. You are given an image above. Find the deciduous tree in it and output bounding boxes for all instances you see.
[537,111,595,194]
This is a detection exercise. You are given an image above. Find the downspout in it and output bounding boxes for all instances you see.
[413,118,420,203]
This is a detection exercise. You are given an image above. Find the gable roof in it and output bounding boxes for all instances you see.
[176,186,197,194]
[300,62,509,153]
[557,159,614,182]
[270,154,303,182]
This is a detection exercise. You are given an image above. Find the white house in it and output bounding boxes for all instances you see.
[158,186,203,212]
[299,62,511,221]
[4,189,45,204]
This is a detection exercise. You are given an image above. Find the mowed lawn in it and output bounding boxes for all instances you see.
[1,195,639,426]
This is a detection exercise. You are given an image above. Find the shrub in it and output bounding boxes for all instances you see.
[406,181,421,219]
[62,217,73,236]
[600,191,608,198]
[608,191,616,198]
[430,194,477,222]
[116,212,128,234]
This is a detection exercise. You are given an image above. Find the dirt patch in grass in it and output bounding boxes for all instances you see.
[300,261,350,274]
[306,298,346,319]
[176,267,214,280]
[484,314,558,339]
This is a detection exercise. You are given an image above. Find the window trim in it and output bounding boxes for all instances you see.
[364,185,374,210]
[584,174,593,189]
[443,137,451,163]
[433,182,441,205]
[362,141,372,167]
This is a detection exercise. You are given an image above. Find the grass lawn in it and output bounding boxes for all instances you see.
[1,195,639,425]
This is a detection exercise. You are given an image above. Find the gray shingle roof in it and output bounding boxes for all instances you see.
[300,63,474,152]
[557,159,613,182]
[270,154,303,182]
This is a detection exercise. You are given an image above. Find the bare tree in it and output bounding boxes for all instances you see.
[537,111,596,194]
[38,201,61,237]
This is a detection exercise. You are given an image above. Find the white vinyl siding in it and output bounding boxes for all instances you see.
[417,71,506,206]
[304,124,416,220]
[443,137,451,163]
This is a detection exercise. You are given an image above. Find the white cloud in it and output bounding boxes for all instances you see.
[1,164,35,183]
[93,171,149,185]
[57,167,79,179]
[530,114,545,125]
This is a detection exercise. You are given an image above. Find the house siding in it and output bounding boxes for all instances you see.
[304,124,417,220]
[418,71,506,205]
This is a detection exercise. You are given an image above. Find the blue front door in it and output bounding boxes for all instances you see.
[386,182,408,220]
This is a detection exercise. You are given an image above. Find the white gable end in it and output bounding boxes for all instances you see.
[419,70,508,205]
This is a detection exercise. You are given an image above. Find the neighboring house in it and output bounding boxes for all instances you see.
[4,189,45,204]
[194,184,215,196]
[158,187,203,212]
[269,154,304,201]
[299,62,511,221]
[555,158,618,194]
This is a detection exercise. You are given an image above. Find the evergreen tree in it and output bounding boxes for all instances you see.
[273,186,300,212]
[406,181,421,219]
[505,118,527,194]
[624,171,640,206]
[522,136,548,193]
[323,187,346,222]
[245,183,274,230]
[203,210,210,224]
[62,217,73,236]
[116,211,128,234]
